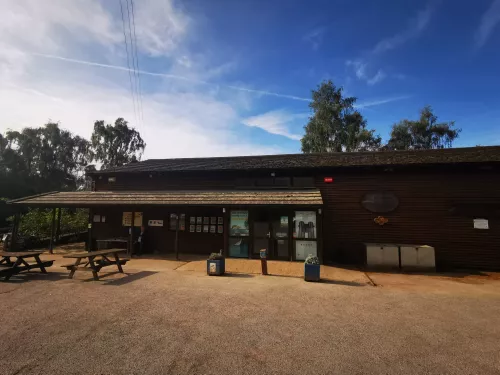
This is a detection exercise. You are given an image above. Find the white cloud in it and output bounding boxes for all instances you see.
[133,0,190,56]
[475,0,500,48]
[346,60,386,85]
[355,96,411,109]
[241,110,306,140]
[0,0,287,159]
[367,70,386,85]
[372,3,435,54]
[303,27,326,51]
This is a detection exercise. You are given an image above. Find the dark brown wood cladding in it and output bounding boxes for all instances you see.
[92,206,224,255]
[316,169,500,270]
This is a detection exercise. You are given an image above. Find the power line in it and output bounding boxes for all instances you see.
[129,0,144,124]
[124,0,143,127]
[119,0,139,128]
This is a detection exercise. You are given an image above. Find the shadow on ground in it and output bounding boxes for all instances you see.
[1,271,68,284]
[319,279,367,287]
[102,271,158,286]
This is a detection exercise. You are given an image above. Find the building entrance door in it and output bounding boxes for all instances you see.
[252,210,290,260]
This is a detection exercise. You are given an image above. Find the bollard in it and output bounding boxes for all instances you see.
[260,248,268,275]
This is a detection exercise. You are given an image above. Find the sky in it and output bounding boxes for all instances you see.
[1,0,499,159]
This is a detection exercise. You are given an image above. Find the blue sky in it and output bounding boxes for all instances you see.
[1,0,499,158]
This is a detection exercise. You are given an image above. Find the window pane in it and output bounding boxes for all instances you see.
[294,211,317,239]
[230,210,249,236]
[293,177,314,187]
[274,177,291,187]
[277,239,289,258]
[229,237,249,258]
[295,240,317,260]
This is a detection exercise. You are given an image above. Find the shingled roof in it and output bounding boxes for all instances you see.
[8,190,323,207]
[90,146,500,174]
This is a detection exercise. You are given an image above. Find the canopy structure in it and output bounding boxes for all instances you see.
[7,190,324,207]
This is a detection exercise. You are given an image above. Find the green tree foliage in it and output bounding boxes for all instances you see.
[12,208,88,239]
[0,123,91,197]
[301,80,381,153]
[90,118,145,169]
[1,118,145,239]
[387,106,461,150]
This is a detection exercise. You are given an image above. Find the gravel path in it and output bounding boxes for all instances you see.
[0,266,499,374]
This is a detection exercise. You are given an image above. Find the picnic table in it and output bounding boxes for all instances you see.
[0,251,54,281]
[62,249,129,281]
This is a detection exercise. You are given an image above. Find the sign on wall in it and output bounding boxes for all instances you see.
[122,212,143,227]
[473,218,489,230]
[148,220,164,227]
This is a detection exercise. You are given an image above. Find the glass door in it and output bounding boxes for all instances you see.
[252,210,291,260]
[253,211,270,258]
[271,214,290,260]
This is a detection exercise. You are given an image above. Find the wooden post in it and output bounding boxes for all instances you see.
[10,212,21,251]
[223,208,229,257]
[174,214,179,260]
[317,209,323,265]
[55,208,62,242]
[49,208,56,254]
[87,208,93,252]
[129,211,135,256]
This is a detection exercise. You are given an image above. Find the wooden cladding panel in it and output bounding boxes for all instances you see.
[317,170,500,270]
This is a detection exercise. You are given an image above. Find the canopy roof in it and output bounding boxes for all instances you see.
[8,190,323,207]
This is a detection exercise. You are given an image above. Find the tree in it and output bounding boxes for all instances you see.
[387,106,461,150]
[0,123,91,197]
[301,80,381,153]
[90,118,145,169]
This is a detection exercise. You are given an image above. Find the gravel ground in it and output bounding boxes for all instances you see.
[1,263,500,375]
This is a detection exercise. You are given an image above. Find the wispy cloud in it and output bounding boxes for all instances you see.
[372,2,435,54]
[355,96,411,109]
[346,60,386,85]
[367,70,386,85]
[241,110,307,140]
[302,27,326,51]
[475,0,500,48]
[31,52,312,102]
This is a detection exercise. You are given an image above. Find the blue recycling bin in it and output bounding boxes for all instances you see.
[207,259,225,276]
[304,263,320,282]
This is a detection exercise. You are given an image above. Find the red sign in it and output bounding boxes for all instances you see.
[324,177,334,183]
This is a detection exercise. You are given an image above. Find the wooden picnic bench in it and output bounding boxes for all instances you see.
[0,251,54,281]
[62,249,129,281]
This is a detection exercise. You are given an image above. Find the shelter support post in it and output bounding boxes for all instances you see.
[49,208,56,254]
[175,214,179,260]
[87,208,93,252]
[129,211,135,256]
[55,208,62,242]
[10,211,21,251]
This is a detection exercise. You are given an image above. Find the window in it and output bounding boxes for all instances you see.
[293,177,315,188]
[229,210,249,258]
[255,177,274,187]
[274,177,291,187]
[361,192,399,213]
[229,210,249,236]
[108,176,116,183]
[293,211,317,260]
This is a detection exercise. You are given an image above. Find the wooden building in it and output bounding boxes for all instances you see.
[9,146,500,270]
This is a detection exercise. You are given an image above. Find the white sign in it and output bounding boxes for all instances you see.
[295,240,317,261]
[209,263,217,273]
[148,220,164,227]
[473,219,489,230]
